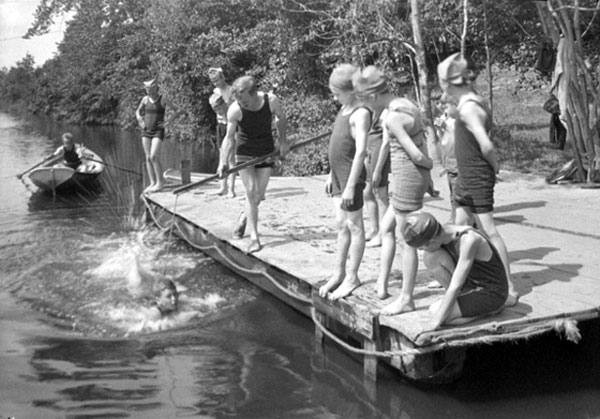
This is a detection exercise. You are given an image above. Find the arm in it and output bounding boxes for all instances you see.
[461,102,499,173]
[372,123,390,188]
[269,94,289,158]
[341,107,370,206]
[385,111,433,169]
[217,103,241,176]
[429,233,479,329]
[135,97,146,129]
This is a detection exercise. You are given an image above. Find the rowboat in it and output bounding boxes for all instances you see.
[27,147,105,193]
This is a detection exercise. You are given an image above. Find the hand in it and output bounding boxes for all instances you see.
[341,185,355,208]
[325,177,333,196]
[278,142,290,160]
[217,163,228,178]
[372,171,381,189]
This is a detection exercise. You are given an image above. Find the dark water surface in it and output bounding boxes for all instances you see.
[1,112,600,419]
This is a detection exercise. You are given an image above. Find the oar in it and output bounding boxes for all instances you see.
[84,157,142,176]
[173,130,332,195]
[16,154,58,179]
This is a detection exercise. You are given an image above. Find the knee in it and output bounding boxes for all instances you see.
[246,190,260,206]
[346,218,363,236]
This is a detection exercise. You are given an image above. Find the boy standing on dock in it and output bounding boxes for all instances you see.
[217,76,288,253]
[353,66,433,311]
[437,53,517,305]
[135,78,182,193]
[400,212,508,341]
[318,64,370,301]
[208,67,236,198]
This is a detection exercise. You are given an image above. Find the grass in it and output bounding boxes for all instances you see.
[487,67,573,177]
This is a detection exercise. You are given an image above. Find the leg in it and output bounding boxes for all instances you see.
[380,210,418,315]
[375,206,396,299]
[329,207,366,300]
[319,198,350,297]
[148,137,165,191]
[227,153,237,198]
[367,185,389,248]
[238,166,271,252]
[142,136,156,191]
[363,181,379,241]
[423,248,455,289]
[473,211,518,306]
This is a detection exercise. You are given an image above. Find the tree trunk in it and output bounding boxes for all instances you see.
[409,0,439,161]
[483,0,493,120]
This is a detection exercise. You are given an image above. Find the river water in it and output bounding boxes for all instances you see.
[1,111,600,419]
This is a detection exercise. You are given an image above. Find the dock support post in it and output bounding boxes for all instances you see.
[314,310,327,355]
[363,339,378,381]
[363,339,379,401]
[180,159,191,184]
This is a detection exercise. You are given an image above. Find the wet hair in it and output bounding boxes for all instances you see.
[232,76,258,96]
[158,278,179,301]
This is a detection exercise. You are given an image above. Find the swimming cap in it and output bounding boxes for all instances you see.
[401,212,441,248]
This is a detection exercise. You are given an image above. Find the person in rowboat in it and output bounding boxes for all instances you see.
[217,75,289,253]
[399,212,508,344]
[48,132,82,170]
[135,78,182,193]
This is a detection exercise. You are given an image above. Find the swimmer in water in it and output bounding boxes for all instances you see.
[148,278,179,320]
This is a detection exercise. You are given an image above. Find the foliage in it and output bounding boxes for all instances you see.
[1,0,600,176]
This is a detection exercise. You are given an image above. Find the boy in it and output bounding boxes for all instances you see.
[50,132,82,170]
[401,212,508,341]
[208,67,236,197]
[318,64,369,300]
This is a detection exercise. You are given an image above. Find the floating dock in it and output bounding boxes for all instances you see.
[142,168,600,383]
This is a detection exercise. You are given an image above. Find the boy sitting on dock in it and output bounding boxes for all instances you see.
[318,64,369,300]
[400,212,508,337]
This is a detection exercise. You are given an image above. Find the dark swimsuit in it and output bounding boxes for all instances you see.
[142,95,166,140]
[235,94,275,168]
[63,146,81,169]
[328,106,369,212]
[441,228,508,317]
[453,95,495,213]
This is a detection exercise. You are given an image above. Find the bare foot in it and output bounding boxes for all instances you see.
[376,280,389,300]
[366,235,382,248]
[329,275,361,300]
[214,188,228,196]
[318,271,345,298]
[505,292,519,307]
[380,296,415,316]
[227,190,236,198]
[247,239,262,253]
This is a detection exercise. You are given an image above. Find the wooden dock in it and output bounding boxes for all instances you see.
[142,169,600,383]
